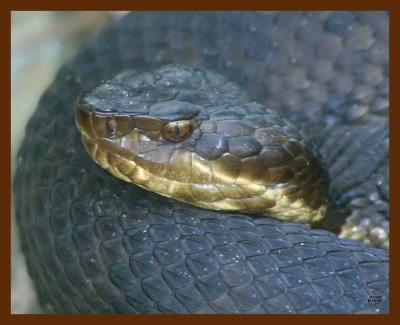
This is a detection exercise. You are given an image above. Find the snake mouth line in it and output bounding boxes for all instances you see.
[81,130,327,223]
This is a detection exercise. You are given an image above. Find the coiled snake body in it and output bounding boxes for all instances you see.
[14,12,389,313]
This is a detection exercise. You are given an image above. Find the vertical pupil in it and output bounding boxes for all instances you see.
[107,119,117,134]
[174,123,180,136]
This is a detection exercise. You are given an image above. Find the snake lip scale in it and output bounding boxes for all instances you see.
[14,11,389,314]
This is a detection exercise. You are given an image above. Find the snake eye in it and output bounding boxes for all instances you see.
[162,120,195,143]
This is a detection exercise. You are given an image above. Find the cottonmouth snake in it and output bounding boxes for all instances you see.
[13,11,389,313]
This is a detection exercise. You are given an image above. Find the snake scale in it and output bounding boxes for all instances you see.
[13,12,389,313]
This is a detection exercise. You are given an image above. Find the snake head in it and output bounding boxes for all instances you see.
[76,64,328,224]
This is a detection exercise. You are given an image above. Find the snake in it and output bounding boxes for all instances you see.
[13,11,389,314]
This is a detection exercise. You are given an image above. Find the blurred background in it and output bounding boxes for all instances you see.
[11,11,125,313]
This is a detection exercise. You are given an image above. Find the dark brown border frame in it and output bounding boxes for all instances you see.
[3,0,398,324]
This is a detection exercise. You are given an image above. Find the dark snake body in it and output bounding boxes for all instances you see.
[14,12,389,313]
